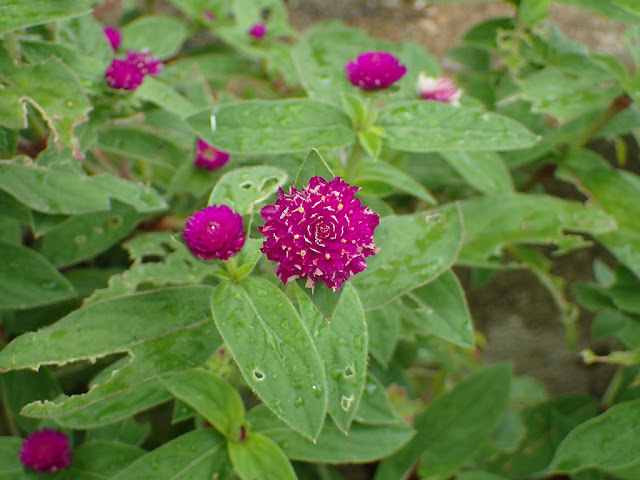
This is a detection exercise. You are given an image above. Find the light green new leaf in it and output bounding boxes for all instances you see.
[161,368,245,437]
[457,193,616,267]
[212,278,327,440]
[518,0,552,25]
[134,76,198,118]
[0,0,91,34]
[249,405,414,464]
[0,240,75,308]
[188,100,356,154]
[557,149,640,278]
[0,56,92,150]
[121,15,189,58]
[0,160,167,215]
[352,203,463,310]
[402,269,474,348]
[228,432,297,480]
[293,148,335,191]
[65,441,146,478]
[375,363,511,480]
[440,151,514,194]
[550,399,640,474]
[296,282,367,433]
[353,158,437,204]
[378,101,538,152]
[0,286,221,428]
[208,166,287,216]
[112,429,232,480]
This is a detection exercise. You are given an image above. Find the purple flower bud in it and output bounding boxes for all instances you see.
[183,205,246,260]
[194,139,230,171]
[203,10,215,21]
[248,22,267,39]
[417,73,462,106]
[103,27,122,50]
[19,429,73,472]
[105,58,145,90]
[345,51,407,91]
[259,176,380,291]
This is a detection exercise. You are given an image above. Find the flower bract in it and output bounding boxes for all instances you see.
[105,49,162,90]
[103,27,122,50]
[19,429,73,472]
[259,176,380,291]
[194,139,230,171]
[417,73,463,105]
[183,205,246,260]
[345,51,407,90]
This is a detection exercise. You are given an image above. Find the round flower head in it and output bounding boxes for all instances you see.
[194,139,230,171]
[19,429,73,472]
[345,51,407,90]
[105,50,162,90]
[183,205,246,260]
[103,27,122,50]
[259,176,380,291]
[248,22,267,39]
[417,73,463,106]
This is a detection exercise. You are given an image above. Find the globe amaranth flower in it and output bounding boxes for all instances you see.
[105,49,162,91]
[259,176,380,291]
[103,27,122,50]
[19,429,73,472]
[194,139,230,171]
[183,205,246,260]
[248,22,267,39]
[345,51,407,90]
[203,10,215,21]
[417,73,462,106]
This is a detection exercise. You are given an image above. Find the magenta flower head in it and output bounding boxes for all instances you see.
[105,50,162,90]
[103,27,122,50]
[248,22,267,39]
[259,176,380,291]
[345,51,407,90]
[194,139,230,171]
[183,205,246,260]
[19,429,72,472]
[203,10,215,21]
[417,73,462,106]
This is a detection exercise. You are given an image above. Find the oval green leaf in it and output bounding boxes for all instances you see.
[228,432,296,480]
[121,15,188,58]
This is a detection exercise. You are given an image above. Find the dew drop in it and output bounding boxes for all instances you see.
[74,235,87,244]
[294,396,304,407]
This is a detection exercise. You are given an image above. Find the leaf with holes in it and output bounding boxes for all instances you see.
[0,286,221,428]
[352,204,464,310]
[211,278,327,441]
[187,100,356,154]
[208,166,288,216]
[296,282,367,433]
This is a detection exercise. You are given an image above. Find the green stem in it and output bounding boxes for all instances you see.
[570,93,632,150]
[0,382,19,436]
[344,140,364,181]
[601,367,625,410]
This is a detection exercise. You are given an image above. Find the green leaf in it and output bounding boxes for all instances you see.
[121,15,189,58]
[518,0,552,25]
[295,279,344,322]
[352,204,464,309]
[112,429,232,480]
[550,399,640,473]
[85,417,150,446]
[0,437,25,478]
[0,0,91,35]
[557,150,640,278]
[296,282,367,433]
[134,76,197,118]
[36,202,153,268]
[0,286,221,428]
[293,148,335,191]
[208,166,288,216]
[228,432,297,480]
[457,193,616,267]
[556,0,640,23]
[375,363,511,480]
[402,269,475,348]
[0,55,92,151]
[365,300,402,366]
[0,240,76,309]
[161,52,262,88]
[188,100,356,154]
[457,472,508,480]
[66,441,146,477]
[354,373,400,425]
[161,368,245,437]
[353,158,437,204]
[440,151,514,194]
[377,101,539,152]
[0,159,167,215]
[211,278,327,440]
[249,405,414,463]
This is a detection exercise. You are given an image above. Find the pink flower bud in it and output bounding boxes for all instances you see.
[103,27,122,50]
[248,22,267,39]
[194,139,230,171]
[183,205,246,260]
[19,429,73,472]
[345,51,407,91]
[417,73,463,106]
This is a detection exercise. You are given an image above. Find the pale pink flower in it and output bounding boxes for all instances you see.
[417,73,463,106]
